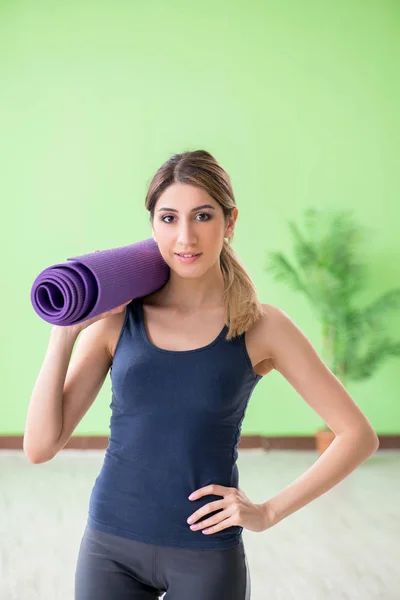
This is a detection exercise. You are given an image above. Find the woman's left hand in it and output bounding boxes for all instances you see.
[187,485,274,534]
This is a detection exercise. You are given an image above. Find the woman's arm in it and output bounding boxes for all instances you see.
[257,304,379,526]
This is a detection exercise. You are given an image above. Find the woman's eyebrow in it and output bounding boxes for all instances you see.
[157,204,216,213]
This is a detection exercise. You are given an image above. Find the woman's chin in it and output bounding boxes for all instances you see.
[175,269,203,279]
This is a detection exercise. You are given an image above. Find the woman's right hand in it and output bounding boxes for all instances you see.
[53,250,131,336]
[69,300,131,336]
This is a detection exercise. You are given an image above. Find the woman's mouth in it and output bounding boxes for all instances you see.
[175,253,202,263]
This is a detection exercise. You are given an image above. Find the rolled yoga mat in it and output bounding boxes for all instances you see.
[30,238,170,326]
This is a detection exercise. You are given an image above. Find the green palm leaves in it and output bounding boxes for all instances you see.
[265,208,400,387]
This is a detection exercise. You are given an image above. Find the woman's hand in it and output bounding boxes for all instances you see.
[186,484,275,535]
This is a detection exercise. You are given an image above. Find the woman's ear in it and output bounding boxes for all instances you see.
[225,207,238,238]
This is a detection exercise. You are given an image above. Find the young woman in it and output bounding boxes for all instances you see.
[25,150,379,599]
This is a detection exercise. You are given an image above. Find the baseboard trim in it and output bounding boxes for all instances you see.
[0,434,399,451]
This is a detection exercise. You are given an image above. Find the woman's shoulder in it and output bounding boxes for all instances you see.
[245,302,293,360]
[253,302,300,335]
[249,302,281,331]
[250,302,312,362]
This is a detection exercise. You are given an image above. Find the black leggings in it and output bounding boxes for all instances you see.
[75,524,251,599]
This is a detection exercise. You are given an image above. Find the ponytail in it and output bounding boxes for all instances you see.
[220,239,263,340]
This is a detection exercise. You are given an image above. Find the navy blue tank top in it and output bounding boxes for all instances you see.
[87,296,263,550]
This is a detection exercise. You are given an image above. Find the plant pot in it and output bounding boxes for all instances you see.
[314,429,335,455]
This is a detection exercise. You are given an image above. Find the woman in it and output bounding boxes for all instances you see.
[25,150,379,599]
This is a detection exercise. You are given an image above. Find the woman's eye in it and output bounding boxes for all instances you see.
[196,213,211,221]
[160,213,211,223]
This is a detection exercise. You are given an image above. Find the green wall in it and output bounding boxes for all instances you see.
[1,0,399,437]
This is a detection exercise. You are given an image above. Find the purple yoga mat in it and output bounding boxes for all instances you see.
[30,238,170,326]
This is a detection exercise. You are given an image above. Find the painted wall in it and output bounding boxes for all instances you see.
[1,0,399,437]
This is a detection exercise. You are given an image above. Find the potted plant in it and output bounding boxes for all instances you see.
[265,208,400,454]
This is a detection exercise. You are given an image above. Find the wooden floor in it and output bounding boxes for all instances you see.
[1,449,399,599]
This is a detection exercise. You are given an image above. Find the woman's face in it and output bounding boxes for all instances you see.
[152,182,237,277]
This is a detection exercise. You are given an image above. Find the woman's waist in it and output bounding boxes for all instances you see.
[90,469,240,534]
[94,451,239,505]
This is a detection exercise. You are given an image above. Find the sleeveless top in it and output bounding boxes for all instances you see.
[87,296,263,550]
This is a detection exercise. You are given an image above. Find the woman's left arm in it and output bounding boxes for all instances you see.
[259,304,380,527]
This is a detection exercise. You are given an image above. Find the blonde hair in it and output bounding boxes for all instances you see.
[145,150,263,340]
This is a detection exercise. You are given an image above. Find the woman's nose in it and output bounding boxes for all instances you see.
[177,223,197,245]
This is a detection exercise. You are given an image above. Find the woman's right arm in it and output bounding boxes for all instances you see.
[23,326,82,463]
[23,301,129,464]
